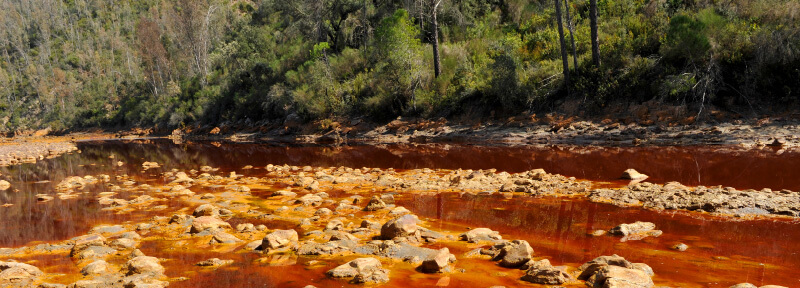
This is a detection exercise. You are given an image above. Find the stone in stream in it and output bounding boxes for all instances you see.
[578,254,634,280]
[520,259,573,285]
[363,196,387,211]
[380,215,420,240]
[419,248,457,273]
[621,169,648,181]
[193,204,220,217]
[585,265,654,288]
[261,229,299,250]
[80,260,110,276]
[190,216,231,234]
[70,234,107,257]
[326,258,389,284]
[0,180,10,191]
[492,240,534,268]
[196,258,234,267]
[0,261,43,286]
[125,256,164,276]
[671,243,689,251]
[608,221,657,236]
[459,228,502,243]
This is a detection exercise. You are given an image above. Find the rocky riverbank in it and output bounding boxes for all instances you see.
[0,139,77,167]
[166,115,800,148]
[0,161,795,287]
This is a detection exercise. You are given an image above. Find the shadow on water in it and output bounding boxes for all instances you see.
[0,139,799,287]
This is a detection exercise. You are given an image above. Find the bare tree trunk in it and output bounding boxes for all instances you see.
[564,0,578,70]
[590,0,600,67]
[432,0,442,78]
[554,0,570,86]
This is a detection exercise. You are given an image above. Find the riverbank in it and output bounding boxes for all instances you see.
[162,115,800,148]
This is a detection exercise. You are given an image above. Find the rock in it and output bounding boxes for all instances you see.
[494,240,534,268]
[621,169,648,180]
[0,261,43,285]
[586,265,654,288]
[210,232,242,244]
[109,238,137,250]
[460,228,502,243]
[325,219,344,231]
[125,256,164,276]
[520,261,572,285]
[70,234,107,257]
[193,204,220,217]
[360,220,381,230]
[380,215,420,239]
[261,230,299,250]
[196,258,234,267]
[671,243,689,251]
[326,258,389,284]
[608,222,656,236]
[578,255,634,280]
[80,260,110,276]
[363,196,387,211]
[296,194,323,206]
[758,286,789,288]
[190,216,231,233]
[419,248,456,273]
[236,223,255,233]
[314,208,332,217]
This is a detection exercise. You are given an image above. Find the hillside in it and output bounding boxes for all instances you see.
[1,0,799,133]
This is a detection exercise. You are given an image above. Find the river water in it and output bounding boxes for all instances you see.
[0,139,798,287]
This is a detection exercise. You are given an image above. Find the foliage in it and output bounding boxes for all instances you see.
[0,0,799,132]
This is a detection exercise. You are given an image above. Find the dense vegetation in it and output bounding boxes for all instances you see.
[1,0,799,132]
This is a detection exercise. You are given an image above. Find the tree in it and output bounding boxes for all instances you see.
[431,0,442,78]
[564,0,578,69]
[590,0,600,67]
[554,0,570,86]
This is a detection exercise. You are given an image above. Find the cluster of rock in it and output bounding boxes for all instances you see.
[0,141,78,167]
[264,164,591,196]
[7,161,795,288]
[590,181,800,217]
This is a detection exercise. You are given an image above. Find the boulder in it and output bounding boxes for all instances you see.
[380,215,420,239]
[521,261,572,285]
[192,204,220,217]
[419,248,456,273]
[586,265,654,288]
[363,196,387,211]
[494,240,534,268]
[70,234,107,257]
[326,258,389,284]
[621,169,648,181]
[190,216,231,234]
[459,228,502,243]
[578,255,634,280]
[608,222,656,236]
[0,261,43,285]
[261,230,299,250]
[125,256,164,276]
[196,258,234,267]
[80,260,110,276]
